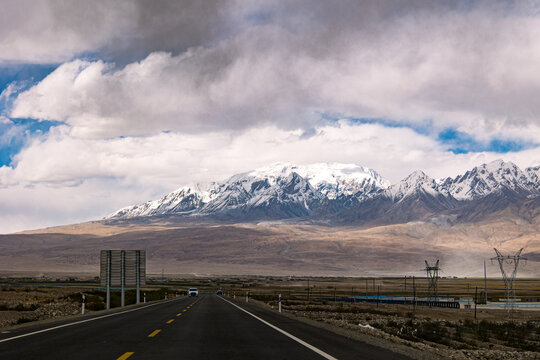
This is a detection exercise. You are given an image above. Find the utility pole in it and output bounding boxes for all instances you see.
[412,276,416,312]
[484,259,488,304]
[425,260,440,301]
[491,248,527,312]
[365,279,368,298]
[474,286,478,321]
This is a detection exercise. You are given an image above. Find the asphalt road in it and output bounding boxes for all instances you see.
[0,295,412,359]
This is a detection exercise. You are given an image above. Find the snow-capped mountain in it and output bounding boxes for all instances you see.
[107,160,540,225]
[438,160,538,200]
[387,170,446,201]
[108,163,388,220]
[109,186,205,218]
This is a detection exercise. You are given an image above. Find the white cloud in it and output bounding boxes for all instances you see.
[10,4,540,141]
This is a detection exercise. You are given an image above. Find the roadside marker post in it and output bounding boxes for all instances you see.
[278,293,282,313]
[143,292,146,303]
[246,292,249,303]
[82,294,85,315]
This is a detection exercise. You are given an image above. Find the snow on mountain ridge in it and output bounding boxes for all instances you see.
[387,170,445,201]
[106,162,387,219]
[439,160,536,200]
[106,160,540,220]
[246,162,389,199]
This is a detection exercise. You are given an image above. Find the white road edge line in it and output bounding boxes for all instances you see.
[219,296,338,360]
[0,298,182,343]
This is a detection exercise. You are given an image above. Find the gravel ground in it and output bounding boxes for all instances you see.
[0,286,83,328]
[251,298,540,360]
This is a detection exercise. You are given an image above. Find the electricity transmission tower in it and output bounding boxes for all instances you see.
[424,260,440,301]
[491,248,526,311]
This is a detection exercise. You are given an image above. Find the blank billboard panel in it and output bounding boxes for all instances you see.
[100,250,146,287]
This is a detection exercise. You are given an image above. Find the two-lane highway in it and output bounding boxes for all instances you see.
[0,295,413,359]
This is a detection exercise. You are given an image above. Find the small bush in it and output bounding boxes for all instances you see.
[86,301,105,311]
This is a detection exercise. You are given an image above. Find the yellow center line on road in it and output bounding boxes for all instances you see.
[176,313,182,316]
[117,352,134,360]
[148,329,161,338]
[183,309,187,312]
[166,319,174,324]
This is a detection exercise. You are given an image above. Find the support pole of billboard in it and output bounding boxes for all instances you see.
[121,250,125,307]
[106,250,111,310]
[136,250,141,304]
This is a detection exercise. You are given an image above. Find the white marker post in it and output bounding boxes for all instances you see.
[233,291,235,299]
[82,294,85,315]
[278,294,281,313]
[246,292,249,303]
[143,292,146,303]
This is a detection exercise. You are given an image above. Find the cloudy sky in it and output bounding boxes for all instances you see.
[1,0,540,233]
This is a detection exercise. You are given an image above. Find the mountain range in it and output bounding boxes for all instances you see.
[2,160,538,277]
[107,160,540,227]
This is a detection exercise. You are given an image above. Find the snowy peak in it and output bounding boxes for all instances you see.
[388,170,440,201]
[108,185,205,218]
[245,162,389,199]
[441,160,535,200]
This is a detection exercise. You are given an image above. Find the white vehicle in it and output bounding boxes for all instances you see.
[188,288,199,297]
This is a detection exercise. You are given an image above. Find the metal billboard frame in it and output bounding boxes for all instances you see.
[100,250,146,308]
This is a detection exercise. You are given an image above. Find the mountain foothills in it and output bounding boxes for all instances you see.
[108,160,540,227]
[2,160,539,277]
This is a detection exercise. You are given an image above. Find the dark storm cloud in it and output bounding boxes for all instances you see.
[99,0,237,64]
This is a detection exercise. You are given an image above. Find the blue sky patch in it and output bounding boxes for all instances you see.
[0,64,61,167]
[437,128,537,154]
[321,114,434,136]
[0,118,62,167]
[0,63,57,96]
[323,114,538,155]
